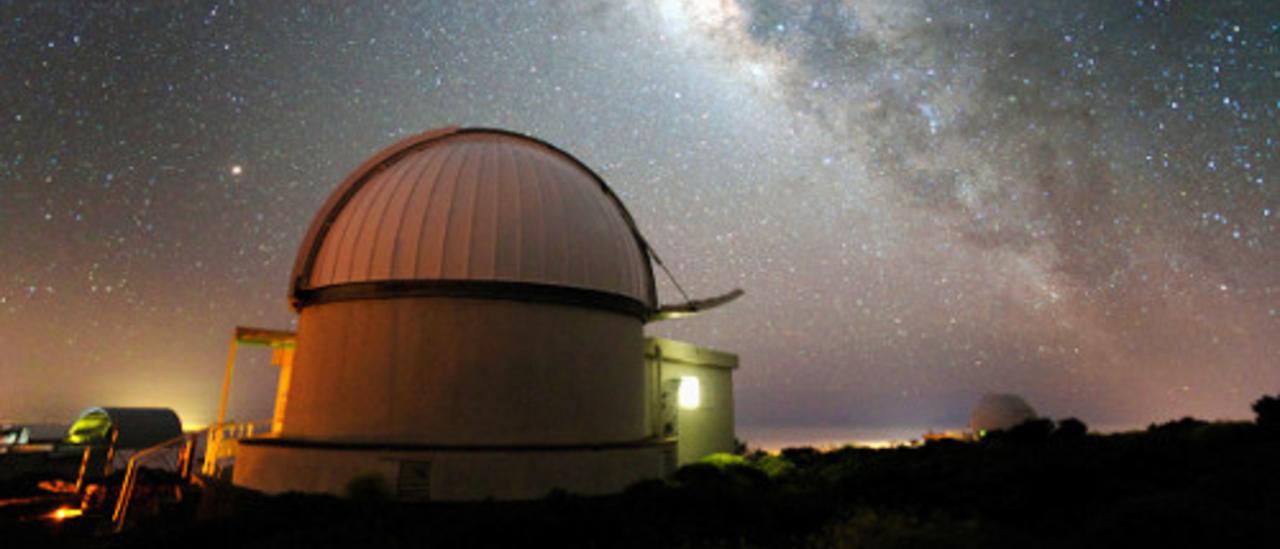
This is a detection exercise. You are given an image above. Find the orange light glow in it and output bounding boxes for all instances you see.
[49,506,83,521]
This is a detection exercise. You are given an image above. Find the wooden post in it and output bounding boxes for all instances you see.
[178,435,196,479]
[103,429,118,477]
[74,445,92,492]
[203,336,239,478]
[215,338,239,430]
[178,434,197,502]
[271,346,295,434]
[111,458,138,532]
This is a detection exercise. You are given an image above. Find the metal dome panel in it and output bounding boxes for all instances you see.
[291,128,657,311]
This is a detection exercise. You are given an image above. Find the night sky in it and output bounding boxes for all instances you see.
[2,1,1277,431]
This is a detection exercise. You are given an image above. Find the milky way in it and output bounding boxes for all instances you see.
[1,1,1276,429]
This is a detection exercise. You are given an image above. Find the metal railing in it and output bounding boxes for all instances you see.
[111,419,272,532]
[200,419,272,478]
[111,431,201,533]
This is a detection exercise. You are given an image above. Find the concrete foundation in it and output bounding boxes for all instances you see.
[233,438,675,501]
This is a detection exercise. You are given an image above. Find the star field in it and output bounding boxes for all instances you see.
[1,1,1276,430]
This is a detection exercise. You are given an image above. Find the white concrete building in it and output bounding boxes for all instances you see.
[231,128,738,500]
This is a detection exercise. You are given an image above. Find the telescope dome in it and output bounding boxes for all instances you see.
[290,127,657,313]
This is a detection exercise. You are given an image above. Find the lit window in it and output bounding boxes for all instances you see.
[678,376,701,410]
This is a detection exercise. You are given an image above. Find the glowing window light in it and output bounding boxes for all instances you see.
[678,376,701,410]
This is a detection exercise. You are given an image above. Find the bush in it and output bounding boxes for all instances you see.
[1252,395,1280,431]
[780,447,822,469]
[809,508,989,549]
[344,473,390,502]
[1055,417,1088,439]
[987,418,1055,444]
[670,462,770,497]
[749,452,794,478]
[700,452,747,468]
[1148,417,1207,434]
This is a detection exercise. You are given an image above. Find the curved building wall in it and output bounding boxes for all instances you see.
[233,438,676,501]
[281,298,647,445]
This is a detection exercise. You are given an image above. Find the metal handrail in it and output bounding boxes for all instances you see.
[200,419,273,477]
[111,431,201,533]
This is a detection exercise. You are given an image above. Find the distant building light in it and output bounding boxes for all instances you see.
[678,376,701,410]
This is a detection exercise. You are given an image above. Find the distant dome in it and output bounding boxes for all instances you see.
[969,393,1038,434]
[290,127,657,313]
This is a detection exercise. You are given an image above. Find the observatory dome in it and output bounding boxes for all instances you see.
[290,127,657,313]
[970,393,1039,435]
[234,126,741,501]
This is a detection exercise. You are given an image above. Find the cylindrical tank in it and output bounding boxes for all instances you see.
[233,127,673,500]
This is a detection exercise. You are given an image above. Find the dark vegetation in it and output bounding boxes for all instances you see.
[7,395,1280,548]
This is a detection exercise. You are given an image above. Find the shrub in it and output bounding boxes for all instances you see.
[1252,395,1280,431]
[344,473,390,502]
[749,453,794,478]
[1148,417,1207,434]
[1055,417,1088,439]
[809,508,988,549]
[672,463,724,487]
[780,447,822,469]
[700,452,748,468]
[670,462,770,496]
[987,418,1055,444]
